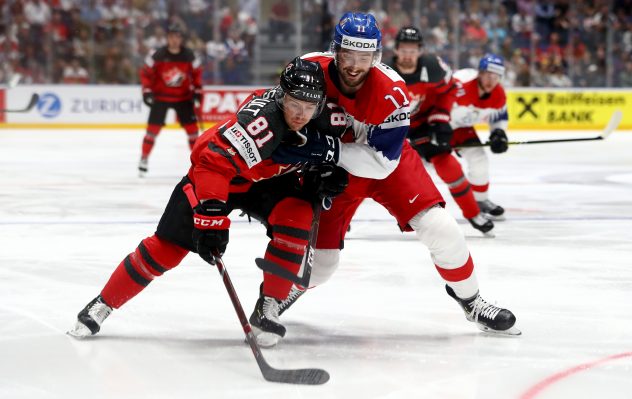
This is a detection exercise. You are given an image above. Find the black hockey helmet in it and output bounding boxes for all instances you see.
[276,57,326,119]
[395,26,423,47]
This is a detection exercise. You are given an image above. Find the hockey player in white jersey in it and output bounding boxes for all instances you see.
[450,54,510,219]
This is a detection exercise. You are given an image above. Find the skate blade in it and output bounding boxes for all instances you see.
[66,322,94,339]
[477,324,522,336]
[251,326,282,348]
[480,230,496,238]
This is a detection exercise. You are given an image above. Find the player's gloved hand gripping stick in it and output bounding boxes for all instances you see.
[182,183,330,385]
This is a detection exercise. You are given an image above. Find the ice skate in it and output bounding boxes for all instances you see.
[467,213,495,237]
[446,285,520,336]
[249,295,286,347]
[138,157,148,177]
[278,284,306,316]
[477,199,505,221]
[67,295,113,338]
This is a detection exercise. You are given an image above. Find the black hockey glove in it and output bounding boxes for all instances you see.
[143,92,154,107]
[272,127,341,165]
[302,165,349,200]
[489,128,508,154]
[192,199,230,263]
[193,89,203,106]
[427,122,453,153]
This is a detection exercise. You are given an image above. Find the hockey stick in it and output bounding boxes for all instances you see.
[255,196,325,287]
[193,96,205,134]
[210,254,330,385]
[182,182,329,385]
[0,93,39,113]
[456,110,622,148]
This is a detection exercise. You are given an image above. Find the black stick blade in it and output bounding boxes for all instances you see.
[1,93,39,113]
[261,363,330,385]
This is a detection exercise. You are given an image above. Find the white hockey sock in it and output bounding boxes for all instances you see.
[409,205,479,298]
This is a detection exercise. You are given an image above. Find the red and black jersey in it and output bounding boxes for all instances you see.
[140,46,202,102]
[390,54,457,130]
[187,88,347,203]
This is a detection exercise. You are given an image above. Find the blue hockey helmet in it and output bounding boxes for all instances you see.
[331,12,382,65]
[479,53,505,76]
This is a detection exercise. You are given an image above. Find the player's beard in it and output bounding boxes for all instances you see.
[397,58,416,72]
[339,67,369,89]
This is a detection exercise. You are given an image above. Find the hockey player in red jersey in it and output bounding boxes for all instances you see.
[450,54,509,219]
[138,24,203,176]
[390,26,493,234]
[68,58,350,338]
[251,13,520,347]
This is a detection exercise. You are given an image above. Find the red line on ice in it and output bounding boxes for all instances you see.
[520,351,632,399]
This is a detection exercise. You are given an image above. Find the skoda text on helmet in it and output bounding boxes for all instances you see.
[479,53,505,76]
[275,57,327,119]
[332,12,383,66]
[395,26,423,48]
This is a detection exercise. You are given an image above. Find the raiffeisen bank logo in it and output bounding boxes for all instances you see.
[340,35,377,51]
[37,92,62,118]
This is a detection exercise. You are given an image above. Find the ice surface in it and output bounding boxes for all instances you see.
[1,128,631,398]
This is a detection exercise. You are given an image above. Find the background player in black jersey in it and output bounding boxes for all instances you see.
[391,26,494,235]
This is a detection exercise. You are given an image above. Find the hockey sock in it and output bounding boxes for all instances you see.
[263,198,313,300]
[471,183,490,201]
[409,206,479,298]
[141,124,162,158]
[183,123,198,150]
[436,254,479,299]
[431,153,480,219]
[100,235,188,308]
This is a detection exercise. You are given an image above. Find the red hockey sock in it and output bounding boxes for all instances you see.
[141,124,162,158]
[183,123,198,150]
[471,183,490,198]
[100,235,188,308]
[431,154,480,219]
[435,254,474,282]
[262,198,313,300]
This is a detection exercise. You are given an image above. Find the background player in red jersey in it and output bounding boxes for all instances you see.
[391,27,494,235]
[252,13,520,347]
[138,24,203,177]
[450,54,509,220]
[67,58,348,338]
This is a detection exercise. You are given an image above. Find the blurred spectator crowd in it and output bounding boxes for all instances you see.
[1,0,631,88]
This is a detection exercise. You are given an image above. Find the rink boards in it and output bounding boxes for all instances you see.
[1,85,632,130]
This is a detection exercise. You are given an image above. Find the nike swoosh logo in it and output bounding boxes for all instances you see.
[409,194,420,204]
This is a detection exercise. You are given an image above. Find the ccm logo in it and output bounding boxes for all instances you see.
[194,217,225,227]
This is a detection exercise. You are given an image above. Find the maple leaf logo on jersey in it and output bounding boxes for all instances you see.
[408,93,425,115]
[162,67,185,87]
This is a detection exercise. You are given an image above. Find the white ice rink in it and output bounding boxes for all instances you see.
[1,127,631,399]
